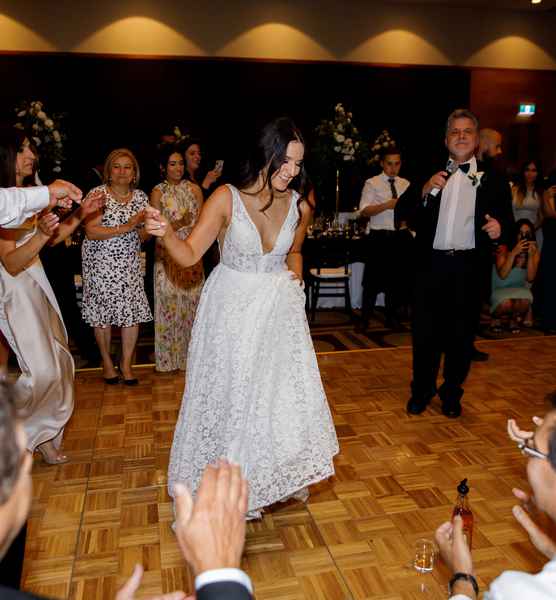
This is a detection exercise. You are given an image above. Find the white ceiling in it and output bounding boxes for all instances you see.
[382,0,556,10]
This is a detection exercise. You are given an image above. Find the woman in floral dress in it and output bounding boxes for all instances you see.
[150,144,204,372]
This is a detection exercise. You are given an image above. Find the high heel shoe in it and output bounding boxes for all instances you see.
[37,443,69,465]
[119,364,138,386]
[104,375,120,385]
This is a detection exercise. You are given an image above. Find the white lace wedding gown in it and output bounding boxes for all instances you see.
[168,184,339,517]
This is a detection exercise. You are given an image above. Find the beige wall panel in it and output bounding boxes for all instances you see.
[216,23,334,61]
[0,1,556,70]
[72,17,205,56]
[465,36,556,70]
[0,14,54,52]
[345,29,451,65]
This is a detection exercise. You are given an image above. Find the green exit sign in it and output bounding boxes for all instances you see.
[518,104,536,116]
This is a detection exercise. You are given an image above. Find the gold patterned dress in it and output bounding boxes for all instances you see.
[153,181,204,371]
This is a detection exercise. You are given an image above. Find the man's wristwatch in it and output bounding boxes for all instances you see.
[449,572,479,596]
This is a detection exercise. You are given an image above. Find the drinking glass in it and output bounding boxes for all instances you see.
[413,538,435,573]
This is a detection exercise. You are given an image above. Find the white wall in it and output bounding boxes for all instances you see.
[1,0,556,69]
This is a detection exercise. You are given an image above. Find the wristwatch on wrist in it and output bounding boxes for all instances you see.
[449,572,479,596]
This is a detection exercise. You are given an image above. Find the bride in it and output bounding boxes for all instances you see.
[145,117,339,517]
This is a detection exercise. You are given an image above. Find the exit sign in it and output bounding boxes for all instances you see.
[518,103,536,116]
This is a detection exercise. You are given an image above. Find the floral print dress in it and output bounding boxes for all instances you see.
[81,185,152,327]
[153,180,204,371]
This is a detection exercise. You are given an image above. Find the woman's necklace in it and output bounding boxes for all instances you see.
[108,186,132,203]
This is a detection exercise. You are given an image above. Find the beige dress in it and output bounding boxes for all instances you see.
[0,220,74,451]
[153,181,204,371]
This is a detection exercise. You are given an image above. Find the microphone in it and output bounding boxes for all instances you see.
[429,159,457,198]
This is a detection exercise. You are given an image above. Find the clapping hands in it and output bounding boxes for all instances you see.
[145,206,169,237]
[37,211,60,237]
[47,179,83,209]
[79,189,105,218]
[173,460,249,577]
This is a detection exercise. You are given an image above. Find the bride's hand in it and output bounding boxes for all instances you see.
[145,206,169,237]
[287,271,305,289]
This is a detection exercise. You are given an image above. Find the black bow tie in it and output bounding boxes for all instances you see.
[458,163,470,174]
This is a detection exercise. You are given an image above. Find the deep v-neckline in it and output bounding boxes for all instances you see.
[236,187,294,256]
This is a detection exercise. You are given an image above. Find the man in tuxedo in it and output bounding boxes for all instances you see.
[0,380,252,600]
[359,147,416,330]
[407,109,512,418]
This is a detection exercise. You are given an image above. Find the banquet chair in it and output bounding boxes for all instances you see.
[306,240,353,322]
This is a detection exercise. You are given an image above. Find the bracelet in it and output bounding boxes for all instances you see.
[449,572,479,597]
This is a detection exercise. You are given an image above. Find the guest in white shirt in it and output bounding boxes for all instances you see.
[436,409,556,600]
[358,147,414,330]
[0,181,81,228]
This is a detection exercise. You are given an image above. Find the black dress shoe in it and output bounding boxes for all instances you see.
[441,401,462,418]
[406,397,430,415]
[471,345,489,362]
[103,376,120,385]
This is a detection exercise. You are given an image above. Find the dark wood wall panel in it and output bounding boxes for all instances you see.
[470,68,556,174]
[0,53,470,204]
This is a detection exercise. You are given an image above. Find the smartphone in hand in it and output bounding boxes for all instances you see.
[214,160,224,172]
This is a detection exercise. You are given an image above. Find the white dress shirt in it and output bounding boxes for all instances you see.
[0,186,50,228]
[433,157,478,250]
[196,568,253,595]
[450,556,556,599]
[359,173,410,233]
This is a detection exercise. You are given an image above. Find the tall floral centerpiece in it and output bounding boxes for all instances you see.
[312,103,364,214]
[14,100,66,180]
[367,129,397,167]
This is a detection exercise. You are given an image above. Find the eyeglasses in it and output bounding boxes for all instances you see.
[517,439,549,461]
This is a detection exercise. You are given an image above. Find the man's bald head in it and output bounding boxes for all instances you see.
[479,128,503,161]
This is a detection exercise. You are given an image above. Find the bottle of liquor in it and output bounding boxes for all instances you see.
[452,478,474,548]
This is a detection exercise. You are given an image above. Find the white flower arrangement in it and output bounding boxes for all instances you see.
[14,100,66,174]
[314,103,362,165]
[368,129,397,165]
[467,171,484,188]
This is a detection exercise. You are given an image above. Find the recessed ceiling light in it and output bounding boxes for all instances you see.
[531,0,542,4]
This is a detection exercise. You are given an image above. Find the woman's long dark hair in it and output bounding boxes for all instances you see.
[514,159,544,207]
[238,117,308,215]
[180,137,202,184]
[157,142,184,182]
[512,218,535,268]
[0,126,26,188]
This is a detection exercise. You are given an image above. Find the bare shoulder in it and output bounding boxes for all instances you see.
[296,196,313,221]
[205,184,233,214]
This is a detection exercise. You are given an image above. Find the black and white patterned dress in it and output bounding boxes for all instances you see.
[81,185,153,327]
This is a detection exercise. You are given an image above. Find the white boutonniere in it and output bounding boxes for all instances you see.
[467,171,484,188]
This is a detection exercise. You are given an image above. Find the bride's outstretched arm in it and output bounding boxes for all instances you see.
[145,184,231,268]
[286,200,312,282]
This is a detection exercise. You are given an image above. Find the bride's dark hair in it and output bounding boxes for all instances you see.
[238,117,308,215]
[0,127,26,187]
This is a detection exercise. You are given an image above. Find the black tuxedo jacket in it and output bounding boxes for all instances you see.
[0,580,253,600]
[413,162,514,265]
[197,580,252,600]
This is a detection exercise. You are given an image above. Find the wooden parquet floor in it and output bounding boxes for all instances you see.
[22,337,556,599]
